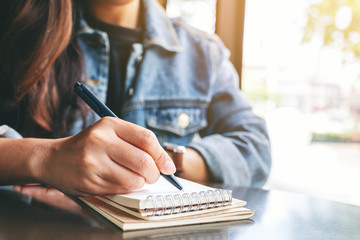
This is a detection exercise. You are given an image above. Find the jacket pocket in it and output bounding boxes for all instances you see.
[146,107,207,137]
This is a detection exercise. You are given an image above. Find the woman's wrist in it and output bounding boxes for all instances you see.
[19,138,61,184]
[0,138,52,184]
[177,148,210,182]
[26,138,49,183]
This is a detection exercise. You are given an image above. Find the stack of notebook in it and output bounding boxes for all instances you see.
[80,177,255,231]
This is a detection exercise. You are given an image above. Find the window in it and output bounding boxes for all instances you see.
[166,0,217,34]
[243,0,360,205]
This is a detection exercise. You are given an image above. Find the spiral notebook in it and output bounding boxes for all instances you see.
[79,177,255,231]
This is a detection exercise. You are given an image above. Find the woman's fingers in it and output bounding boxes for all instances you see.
[84,119,161,184]
[13,185,83,212]
[105,137,160,184]
[95,154,147,192]
[108,118,176,175]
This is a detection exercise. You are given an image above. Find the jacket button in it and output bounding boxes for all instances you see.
[178,112,190,129]
[136,55,143,64]
[128,88,134,96]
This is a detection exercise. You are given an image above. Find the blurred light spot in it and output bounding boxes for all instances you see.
[335,5,352,30]
[349,31,360,44]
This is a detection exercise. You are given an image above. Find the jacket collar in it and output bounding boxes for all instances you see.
[76,0,181,53]
[141,0,181,52]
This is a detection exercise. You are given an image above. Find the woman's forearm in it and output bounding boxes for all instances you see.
[0,138,49,185]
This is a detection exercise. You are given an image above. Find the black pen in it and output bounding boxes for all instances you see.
[74,82,183,191]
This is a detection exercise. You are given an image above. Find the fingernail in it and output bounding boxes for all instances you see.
[163,160,176,174]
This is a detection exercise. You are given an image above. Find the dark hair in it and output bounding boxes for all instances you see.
[0,0,86,137]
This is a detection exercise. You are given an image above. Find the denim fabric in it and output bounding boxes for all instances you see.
[74,0,271,187]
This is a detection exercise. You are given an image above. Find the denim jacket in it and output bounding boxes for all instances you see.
[70,0,271,187]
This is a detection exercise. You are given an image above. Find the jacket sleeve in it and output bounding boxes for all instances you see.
[188,37,271,188]
[0,125,22,138]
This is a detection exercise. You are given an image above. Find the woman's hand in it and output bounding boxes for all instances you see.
[34,117,176,196]
[13,184,83,213]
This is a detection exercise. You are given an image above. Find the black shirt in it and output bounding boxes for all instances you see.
[85,15,142,115]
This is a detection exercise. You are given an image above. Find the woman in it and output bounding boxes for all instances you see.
[0,0,271,196]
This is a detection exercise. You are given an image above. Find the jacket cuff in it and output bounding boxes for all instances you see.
[188,134,251,186]
[0,125,23,139]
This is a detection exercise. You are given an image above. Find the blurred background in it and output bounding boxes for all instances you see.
[161,0,360,205]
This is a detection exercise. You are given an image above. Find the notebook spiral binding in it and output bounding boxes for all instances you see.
[145,189,232,216]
